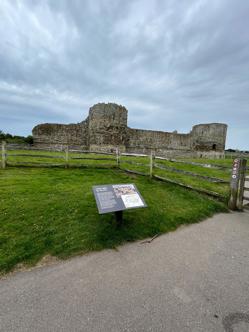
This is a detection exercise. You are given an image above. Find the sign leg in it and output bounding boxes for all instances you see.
[115,211,123,227]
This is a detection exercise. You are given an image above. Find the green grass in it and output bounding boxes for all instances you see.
[119,157,231,197]
[154,168,229,196]
[0,167,227,274]
[155,159,231,180]
[176,157,249,167]
[2,149,235,197]
[5,150,117,168]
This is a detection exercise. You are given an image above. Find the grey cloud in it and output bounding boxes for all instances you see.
[0,0,249,149]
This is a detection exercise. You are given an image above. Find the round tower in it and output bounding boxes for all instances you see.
[191,123,227,158]
[88,103,128,152]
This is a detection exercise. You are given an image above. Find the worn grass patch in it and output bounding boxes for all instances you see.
[0,167,227,274]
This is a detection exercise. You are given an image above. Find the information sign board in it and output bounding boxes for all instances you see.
[92,183,147,214]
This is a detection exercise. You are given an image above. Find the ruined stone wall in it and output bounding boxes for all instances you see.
[88,103,128,152]
[32,103,227,158]
[126,128,192,156]
[32,120,88,150]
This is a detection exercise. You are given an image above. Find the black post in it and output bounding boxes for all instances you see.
[115,210,123,227]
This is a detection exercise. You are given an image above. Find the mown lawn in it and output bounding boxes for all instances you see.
[0,167,227,274]
[177,157,249,168]
[2,149,244,197]
[119,156,231,197]
[5,149,117,168]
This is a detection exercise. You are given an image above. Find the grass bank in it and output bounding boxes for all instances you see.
[0,167,227,274]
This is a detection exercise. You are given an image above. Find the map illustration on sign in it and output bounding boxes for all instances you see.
[92,183,147,214]
[113,184,144,209]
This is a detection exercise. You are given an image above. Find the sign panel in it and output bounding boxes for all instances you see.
[92,183,147,214]
[230,158,241,189]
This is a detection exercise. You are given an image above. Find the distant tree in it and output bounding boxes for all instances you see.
[5,133,13,139]
[0,130,33,144]
[24,135,33,144]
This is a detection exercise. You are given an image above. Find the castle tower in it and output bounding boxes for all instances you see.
[191,123,227,158]
[32,102,227,158]
[88,103,128,152]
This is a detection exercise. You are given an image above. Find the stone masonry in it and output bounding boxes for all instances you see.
[32,103,227,158]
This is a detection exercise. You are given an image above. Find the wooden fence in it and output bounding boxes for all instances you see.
[237,159,249,210]
[242,175,249,210]
[228,158,249,211]
[2,142,247,204]
[1,142,117,169]
[225,151,249,159]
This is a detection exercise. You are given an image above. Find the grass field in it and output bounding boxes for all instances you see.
[119,155,234,197]
[0,167,227,274]
[2,149,246,198]
[4,149,117,167]
[188,157,249,167]
[3,148,249,197]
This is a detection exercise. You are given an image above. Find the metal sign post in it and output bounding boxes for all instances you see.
[115,210,123,227]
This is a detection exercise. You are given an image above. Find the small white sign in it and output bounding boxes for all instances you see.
[121,193,144,208]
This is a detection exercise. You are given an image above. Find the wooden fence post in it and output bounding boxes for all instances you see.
[228,158,241,210]
[116,147,120,168]
[65,146,69,168]
[149,151,153,178]
[237,159,247,210]
[1,141,6,169]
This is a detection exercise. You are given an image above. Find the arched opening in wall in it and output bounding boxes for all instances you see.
[212,144,216,151]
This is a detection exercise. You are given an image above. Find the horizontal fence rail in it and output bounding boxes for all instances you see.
[155,156,249,171]
[10,161,65,167]
[120,160,150,167]
[70,157,116,161]
[153,174,226,201]
[2,143,118,169]
[70,150,115,155]
[154,163,229,183]
[155,156,231,170]
[8,153,65,159]
[123,169,149,176]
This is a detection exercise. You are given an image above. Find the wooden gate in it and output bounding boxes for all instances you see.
[241,173,249,210]
[228,158,248,210]
[238,159,249,210]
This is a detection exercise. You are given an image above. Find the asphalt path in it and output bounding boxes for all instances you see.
[243,177,249,207]
[1,211,249,332]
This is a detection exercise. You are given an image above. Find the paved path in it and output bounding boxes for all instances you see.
[243,177,249,207]
[1,211,249,332]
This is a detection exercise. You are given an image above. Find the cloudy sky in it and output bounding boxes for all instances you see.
[0,0,249,149]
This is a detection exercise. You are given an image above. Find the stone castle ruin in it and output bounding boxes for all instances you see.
[32,103,227,158]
